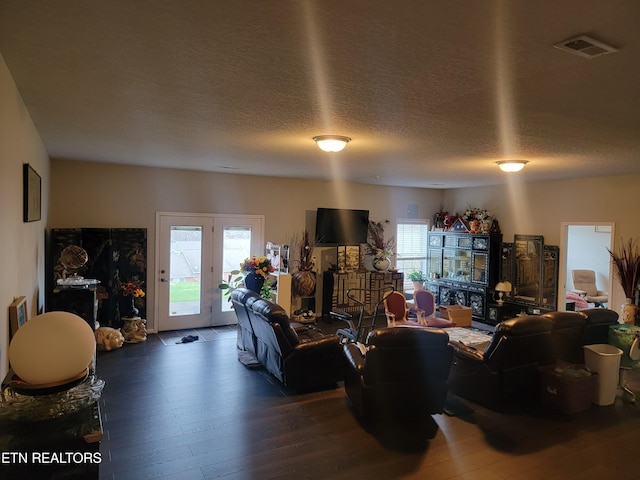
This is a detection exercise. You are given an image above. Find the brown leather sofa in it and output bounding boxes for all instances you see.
[231,288,344,390]
[343,326,453,421]
[448,308,619,408]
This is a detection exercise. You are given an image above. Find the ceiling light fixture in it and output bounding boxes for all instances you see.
[496,160,528,173]
[313,135,351,152]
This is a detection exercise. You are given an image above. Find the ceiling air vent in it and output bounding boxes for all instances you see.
[553,35,617,59]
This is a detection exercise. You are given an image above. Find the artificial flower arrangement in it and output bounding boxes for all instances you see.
[121,281,145,297]
[461,206,494,223]
[295,230,315,272]
[364,219,395,258]
[240,255,275,277]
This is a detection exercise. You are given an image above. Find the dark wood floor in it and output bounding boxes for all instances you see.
[97,322,640,480]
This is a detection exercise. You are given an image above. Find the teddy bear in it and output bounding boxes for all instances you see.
[95,326,125,351]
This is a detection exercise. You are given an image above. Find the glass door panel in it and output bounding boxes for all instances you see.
[428,249,442,278]
[472,252,488,284]
[220,226,252,313]
[169,226,203,316]
[212,216,264,326]
[443,249,456,279]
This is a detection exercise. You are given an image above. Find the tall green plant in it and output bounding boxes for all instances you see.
[608,237,640,299]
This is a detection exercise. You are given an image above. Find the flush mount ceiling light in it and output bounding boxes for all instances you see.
[496,160,528,173]
[313,135,351,152]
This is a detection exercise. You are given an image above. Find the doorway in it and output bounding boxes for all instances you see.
[156,213,264,331]
[560,222,614,311]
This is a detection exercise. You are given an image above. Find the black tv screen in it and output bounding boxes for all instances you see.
[315,208,369,245]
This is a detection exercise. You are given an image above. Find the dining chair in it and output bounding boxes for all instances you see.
[383,291,409,326]
[413,290,436,318]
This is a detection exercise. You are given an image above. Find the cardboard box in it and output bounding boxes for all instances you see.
[539,365,597,415]
[438,305,472,327]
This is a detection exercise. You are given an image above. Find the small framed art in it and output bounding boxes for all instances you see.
[23,163,42,222]
[9,296,28,338]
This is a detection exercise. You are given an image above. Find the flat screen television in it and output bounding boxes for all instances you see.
[315,208,369,245]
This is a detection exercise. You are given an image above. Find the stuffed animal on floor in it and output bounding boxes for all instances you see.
[95,326,125,351]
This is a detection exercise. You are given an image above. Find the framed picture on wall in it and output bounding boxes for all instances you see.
[345,245,360,271]
[23,163,41,222]
[9,296,28,338]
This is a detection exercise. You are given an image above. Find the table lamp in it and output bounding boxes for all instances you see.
[494,281,512,305]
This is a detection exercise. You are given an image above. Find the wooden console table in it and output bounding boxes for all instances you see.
[322,270,404,320]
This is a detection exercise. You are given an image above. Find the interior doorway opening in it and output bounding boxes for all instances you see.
[560,222,614,312]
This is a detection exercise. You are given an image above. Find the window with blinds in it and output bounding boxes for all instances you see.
[396,219,429,289]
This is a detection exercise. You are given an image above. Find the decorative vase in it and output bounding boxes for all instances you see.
[413,281,424,292]
[127,297,139,318]
[121,317,147,343]
[621,298,638,325]
[292,270,316,297]
[244,272,265,295]
[372,256,390,272]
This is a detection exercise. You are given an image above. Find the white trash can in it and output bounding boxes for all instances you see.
[583,344,623,406]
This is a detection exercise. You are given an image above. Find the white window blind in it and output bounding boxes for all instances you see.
[396,219,429,289]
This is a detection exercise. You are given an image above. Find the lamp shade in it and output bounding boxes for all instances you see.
[9,311,95,385]
[313,135,351,152]
[495,281,512,293]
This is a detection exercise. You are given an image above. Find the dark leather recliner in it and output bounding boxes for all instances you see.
[233,289,344,390]
[543,310,588,364]
[231,288,261,358]
[343,326,453,421]
[448,309,620,408]
[581,307,620,346]
[543,308,619,364]
[448,315,554,407]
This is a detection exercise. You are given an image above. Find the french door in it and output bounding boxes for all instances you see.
[156,213,264,331]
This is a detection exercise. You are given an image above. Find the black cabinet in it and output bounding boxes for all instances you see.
[46,228,147,327]
[50,284,98,330]
[426,232,502,326]
[500,235,559,315]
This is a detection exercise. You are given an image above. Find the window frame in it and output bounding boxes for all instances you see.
[395,218,430,290]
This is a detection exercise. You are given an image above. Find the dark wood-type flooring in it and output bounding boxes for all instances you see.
[98,322,640,480]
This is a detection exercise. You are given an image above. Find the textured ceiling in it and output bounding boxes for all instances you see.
[1,1,639,188]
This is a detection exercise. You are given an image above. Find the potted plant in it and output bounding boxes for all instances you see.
[408,270,426,291]
[219,268,273,301]
[608,237,640,324]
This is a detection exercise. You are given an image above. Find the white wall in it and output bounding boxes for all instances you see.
[0,54,50,379]
[49,159,444,331]
[566,225,611,293]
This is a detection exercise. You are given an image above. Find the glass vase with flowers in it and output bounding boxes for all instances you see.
[121,280,145,318]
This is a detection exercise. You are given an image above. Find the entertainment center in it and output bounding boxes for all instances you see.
[426,231,502,326]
